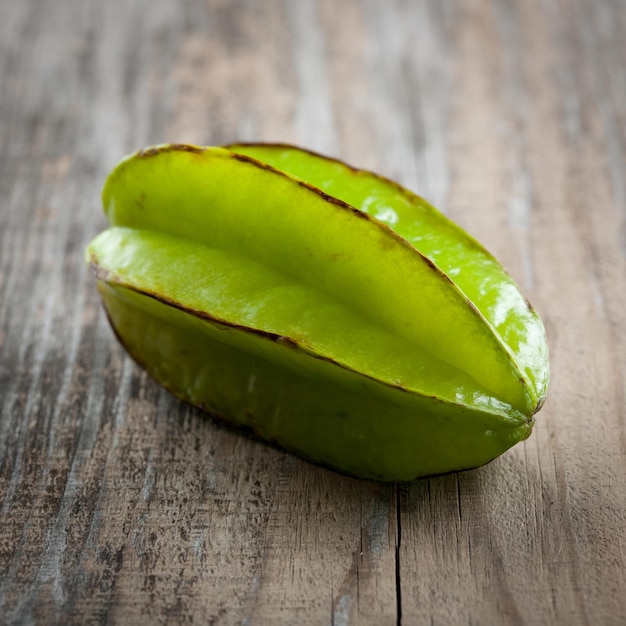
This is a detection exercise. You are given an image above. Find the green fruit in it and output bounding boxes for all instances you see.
[85,143,549,481]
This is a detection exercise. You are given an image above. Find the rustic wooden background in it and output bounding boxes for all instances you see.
[1,0,625,624]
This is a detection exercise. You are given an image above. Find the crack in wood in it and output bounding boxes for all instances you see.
[395,484,402,626]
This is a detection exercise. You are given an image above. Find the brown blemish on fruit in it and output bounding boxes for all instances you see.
[533,395,546,414]
[135,191,146,209]
[525,297,537,314]
[88,258,112,283]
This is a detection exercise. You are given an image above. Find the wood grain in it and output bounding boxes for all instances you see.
[1,0,625,624]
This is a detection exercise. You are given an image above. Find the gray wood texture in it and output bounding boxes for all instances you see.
[1,0,625,624]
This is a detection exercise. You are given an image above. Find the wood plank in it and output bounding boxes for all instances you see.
[0,0,624,624]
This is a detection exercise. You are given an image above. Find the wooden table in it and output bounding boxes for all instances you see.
[1,0,625,624]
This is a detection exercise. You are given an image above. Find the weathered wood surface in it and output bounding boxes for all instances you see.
[1,0,625,624]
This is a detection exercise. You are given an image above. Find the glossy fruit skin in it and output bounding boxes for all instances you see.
[86,143,549,481]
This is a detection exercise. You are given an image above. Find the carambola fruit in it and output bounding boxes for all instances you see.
[85,143,549,481]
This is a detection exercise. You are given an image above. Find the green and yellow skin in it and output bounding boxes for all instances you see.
[86,143,549,481]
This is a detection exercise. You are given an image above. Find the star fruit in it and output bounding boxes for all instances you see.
[85,143,549,481]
